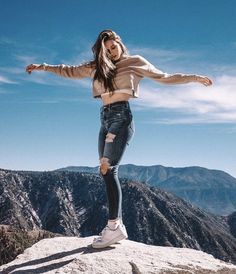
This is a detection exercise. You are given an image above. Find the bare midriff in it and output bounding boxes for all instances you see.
[101,92,132,106]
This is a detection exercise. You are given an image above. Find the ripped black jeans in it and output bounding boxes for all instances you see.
[98,100,135,220]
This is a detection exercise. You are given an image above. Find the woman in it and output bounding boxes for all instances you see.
[26,29,212,249]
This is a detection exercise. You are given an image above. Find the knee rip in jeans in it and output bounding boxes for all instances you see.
[105,132,116,143]
[100,157,111,175]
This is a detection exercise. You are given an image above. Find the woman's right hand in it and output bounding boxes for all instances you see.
[25,64,42,74]
[195,75,213,86]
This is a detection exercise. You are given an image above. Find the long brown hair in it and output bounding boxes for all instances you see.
[89,29,129,95]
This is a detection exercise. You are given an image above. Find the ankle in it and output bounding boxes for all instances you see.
[107,218,121,230]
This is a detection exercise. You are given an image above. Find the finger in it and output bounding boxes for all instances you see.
[28,66,35,72]
[201,80,209,86]
[203,77,212,86]
[27,64,34,70]
[26,66,33,74]
[206,79,212,86]
[26,65,32,71]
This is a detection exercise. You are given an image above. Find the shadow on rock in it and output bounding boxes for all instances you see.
[1,244,115,274]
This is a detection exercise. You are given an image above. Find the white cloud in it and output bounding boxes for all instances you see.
[11,52,92,89]
[0,67,24,74]
[62,48,93,64]
[134,75,236,124]
[0,37,16,45]
[0,75,17,84]
[22,71,92,90]
[22,97,86,104]
[15,54,39,65]
[129,46,193,62]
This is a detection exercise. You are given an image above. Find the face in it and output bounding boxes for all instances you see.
[104,39,123,62]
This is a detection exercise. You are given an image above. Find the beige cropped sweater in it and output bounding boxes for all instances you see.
[42,54,198,98]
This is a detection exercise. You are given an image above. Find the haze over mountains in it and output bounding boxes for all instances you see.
[57,164,236,215]
[0,168,236,264]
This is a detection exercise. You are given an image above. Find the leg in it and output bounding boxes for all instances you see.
[92,104,134,248]
[100,161,122,220]
[100,121,135,220]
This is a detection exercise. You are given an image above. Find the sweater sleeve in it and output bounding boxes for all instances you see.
[42,63,94,79]
[132,55,198,84]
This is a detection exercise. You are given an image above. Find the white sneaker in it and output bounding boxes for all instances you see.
[92,223,128,249]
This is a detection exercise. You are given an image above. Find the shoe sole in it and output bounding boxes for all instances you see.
[92,233,127,249]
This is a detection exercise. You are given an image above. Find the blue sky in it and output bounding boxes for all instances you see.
[1,0,236,177]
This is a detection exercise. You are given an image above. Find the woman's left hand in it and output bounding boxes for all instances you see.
[195,75,213,86]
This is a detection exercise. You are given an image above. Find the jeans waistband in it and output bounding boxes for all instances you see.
[102,100,130,110]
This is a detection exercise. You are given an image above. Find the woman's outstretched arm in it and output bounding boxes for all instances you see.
[25,63,95,79]
[131,55,212,86]
[156,73,212,86]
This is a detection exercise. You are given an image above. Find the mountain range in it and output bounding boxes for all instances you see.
[0,168,236,264]
[57,164,236,215]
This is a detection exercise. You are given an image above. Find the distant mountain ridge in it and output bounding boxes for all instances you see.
[56,164,236,215]
[0,168,236,264]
